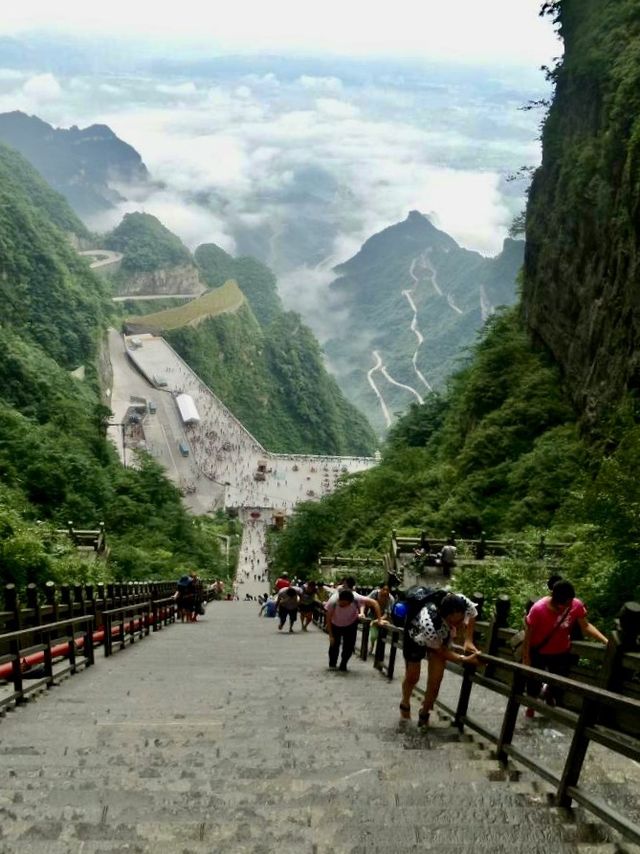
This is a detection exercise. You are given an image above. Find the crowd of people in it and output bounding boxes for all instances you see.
[129,336,375,518]
[255,570,609,728]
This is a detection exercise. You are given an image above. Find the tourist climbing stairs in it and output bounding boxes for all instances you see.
[0,603,636,853]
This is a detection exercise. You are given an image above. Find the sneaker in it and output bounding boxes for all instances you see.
[525,707,535,719]
[338,663,348,672]
[278,624,283,631]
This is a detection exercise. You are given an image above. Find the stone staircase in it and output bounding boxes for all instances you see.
[0,605,632,854]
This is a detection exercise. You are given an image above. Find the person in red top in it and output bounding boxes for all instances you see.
[274,572,291,592]
[523,579,607,709]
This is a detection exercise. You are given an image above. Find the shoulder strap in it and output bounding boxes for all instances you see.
[532,603,572,652]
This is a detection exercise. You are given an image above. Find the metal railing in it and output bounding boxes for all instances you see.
[363,599,640,845]
[0,615,95,708]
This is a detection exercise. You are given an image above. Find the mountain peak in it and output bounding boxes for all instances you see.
[0,110,149,219]
[334,211,457,278]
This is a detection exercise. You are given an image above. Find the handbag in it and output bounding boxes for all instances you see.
[509,603,572,659]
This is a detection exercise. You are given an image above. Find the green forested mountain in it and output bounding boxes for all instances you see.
[151,303,377,456]
[195,243,283,325]
[0,144,227,587]
[0,111,149,218]
[0,141,89,240]
[122,235,377,455]
[105,212,193,274]
[274,2,640,626]
[324,211,523,434]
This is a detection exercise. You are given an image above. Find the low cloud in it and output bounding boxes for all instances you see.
[298,75,343,93]
[11,61,542,332]
[156,81,198,96]
[22,73,62,101]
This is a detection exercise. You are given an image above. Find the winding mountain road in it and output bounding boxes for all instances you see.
[367,350,393,428]
[480,282,494,322]
[403,255,433,392]
[379,361,424,404]
[79,249,123,269]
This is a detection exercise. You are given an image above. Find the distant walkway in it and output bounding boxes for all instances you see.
[0,605,608,853]
[112,294,196,302]
[78,249,123,270]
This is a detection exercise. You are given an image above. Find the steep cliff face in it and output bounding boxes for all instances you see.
[115,264,205,296]
[523,0,640,421]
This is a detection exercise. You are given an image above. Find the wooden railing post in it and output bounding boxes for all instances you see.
[538,534,546,560]
[60,585,71,619]
[476,531,486,560]
[26,583,41,629]
[453,592,486,729]
[44,581,57,624]
[74,584,85,616]
[484,595,511,682]
[599,602,640,697]
[85,585,96,621]
[5,584,21,632]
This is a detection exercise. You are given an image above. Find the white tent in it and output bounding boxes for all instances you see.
[175,393,201,425]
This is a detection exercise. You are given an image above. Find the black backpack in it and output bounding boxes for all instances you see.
[403,585,447,623]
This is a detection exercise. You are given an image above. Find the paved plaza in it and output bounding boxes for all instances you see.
[0,604,617,854]
[107,329,377,586]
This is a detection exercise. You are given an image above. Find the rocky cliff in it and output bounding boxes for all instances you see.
[115,263,205,297]
[523,0,640,422]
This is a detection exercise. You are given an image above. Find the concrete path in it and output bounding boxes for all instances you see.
[0,605,620,854]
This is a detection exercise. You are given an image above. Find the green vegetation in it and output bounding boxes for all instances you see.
[126,281,245,330]
[324,212,523,433]
[273,306,640,626]
[0,142,90,239]
[167,305,377,456]
[0,144,228,588]
[524,0,640,419]
[105,212,192,274]
[271,2,640,627]
[195,243,283,325]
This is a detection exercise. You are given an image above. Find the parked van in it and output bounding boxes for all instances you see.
[178,441,190,457]
[148,400,157,414]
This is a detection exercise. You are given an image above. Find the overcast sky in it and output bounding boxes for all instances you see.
[1,1,559,66]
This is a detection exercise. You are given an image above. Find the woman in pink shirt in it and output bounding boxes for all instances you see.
[524,579,607,707]
[325,589,382,672]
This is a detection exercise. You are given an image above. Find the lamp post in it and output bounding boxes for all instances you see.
[107,421,127,468]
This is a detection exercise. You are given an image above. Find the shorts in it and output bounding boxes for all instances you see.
[299,603,314,614]
[402,630,429,663]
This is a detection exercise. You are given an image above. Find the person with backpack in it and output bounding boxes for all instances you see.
[399,589,480,727]
[523,579,607,713]
[174,571,197,623]
[367,582,395,655]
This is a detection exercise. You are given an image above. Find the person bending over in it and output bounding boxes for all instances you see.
[400,592,480,727]
[326,589,382,672]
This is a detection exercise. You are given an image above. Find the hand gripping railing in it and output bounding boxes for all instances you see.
[367,611,640,846]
